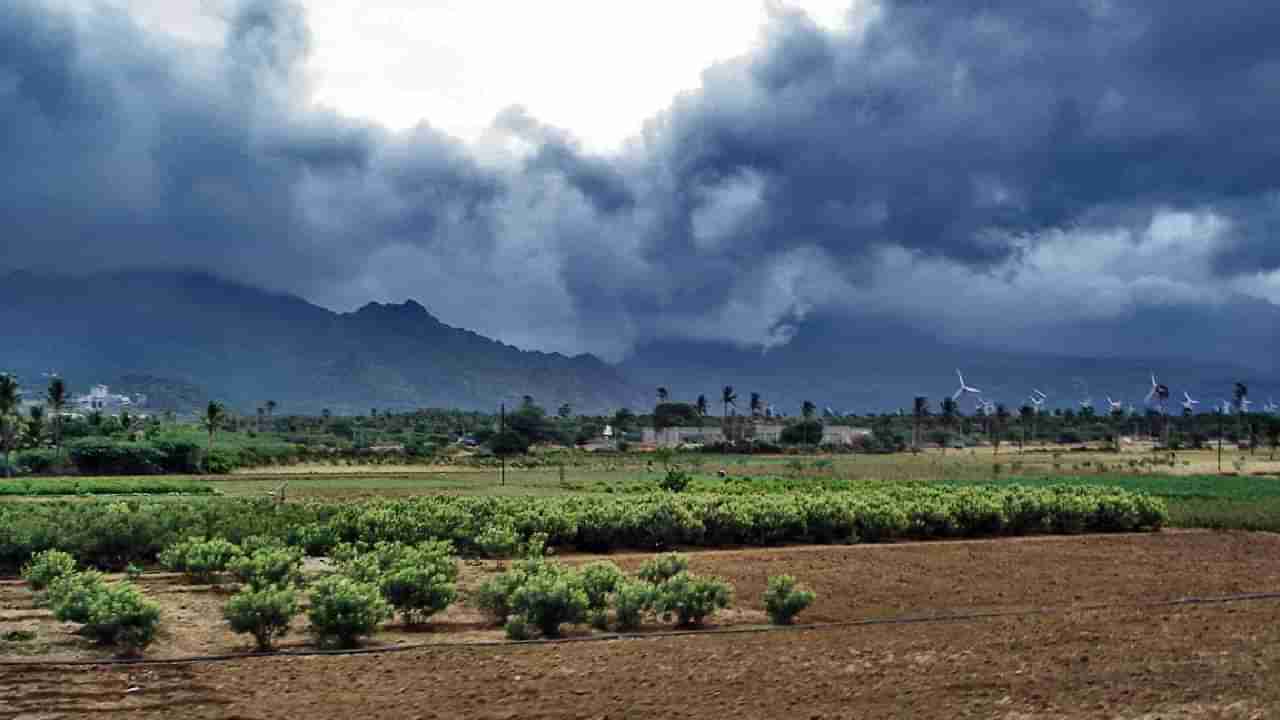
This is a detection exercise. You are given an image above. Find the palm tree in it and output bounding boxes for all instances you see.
[46,377,67,453]
[801,400,817,447]
[940,397,959,454]
[265,400,277,420]
[1234,382,1251,454]
[695,395,708,417]
[257,406,266,433]
[721,386,737,419]
[912,396,930,452]
[994,403,1010,455]
[657,387,669,403]
[750,393,763,417]
[25,405,46,448]
[204,401,225,451]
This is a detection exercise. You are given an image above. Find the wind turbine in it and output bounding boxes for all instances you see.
[953,369,981,402]
[1145,373,1170,411]
[1182,392,1200,413]
[1265,398,1279,414]
[1106,396,1123,413]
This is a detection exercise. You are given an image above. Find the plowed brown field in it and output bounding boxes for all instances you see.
[4,531,1280,719]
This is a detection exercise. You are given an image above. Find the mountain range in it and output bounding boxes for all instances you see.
[1,270,1275,415]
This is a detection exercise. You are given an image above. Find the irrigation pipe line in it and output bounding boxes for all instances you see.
[4,590,1280,669]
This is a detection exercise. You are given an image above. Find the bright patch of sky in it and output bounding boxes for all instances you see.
[76,0,857,152]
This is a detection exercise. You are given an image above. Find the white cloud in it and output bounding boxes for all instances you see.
[84,0,869,152]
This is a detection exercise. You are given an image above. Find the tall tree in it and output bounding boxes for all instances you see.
[46,377,67,453]
[656,387,669,403]
[265,400,277,418]
[801,400,818,447]
[204,401,225,451]
[1234,382,1251,453]
[721,386,737,419]
[1019,404,1035,451]
[912,396,930,452]
[750,393,763,417]
[0,374,20,476]
[557,402,572,420]
[940,397,959,454]
[994,403,1010,455]
[695,394,708,417]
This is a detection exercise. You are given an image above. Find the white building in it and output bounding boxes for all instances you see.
[642,427,726,447]
[73,385,145,414]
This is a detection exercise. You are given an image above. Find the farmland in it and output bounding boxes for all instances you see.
[3,532,1280,717]
[3,448,1279,717]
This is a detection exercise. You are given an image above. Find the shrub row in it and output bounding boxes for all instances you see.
[0,486,1166,572]
[477,553,739,638]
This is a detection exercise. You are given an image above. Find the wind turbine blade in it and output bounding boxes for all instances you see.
[952,388,963,401]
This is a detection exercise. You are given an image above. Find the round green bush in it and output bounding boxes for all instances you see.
[612,580,656,631]
[21,549,77,591]
[81,582,161,655]
[509,567,588,638]
[636,553,689,585]
[653,572,733,627]
[578,561,624,611]
[229,548,304,590]
[306,576,391,648]
[49,571,107,624]
[762,574,816,625]
[380,565,457,626]
[224,585,300,651]
[159,537,242,584]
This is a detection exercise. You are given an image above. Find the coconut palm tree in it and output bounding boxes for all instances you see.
[204,401,225,451]
[750,393,763,417]
[721,386,737,419]
[46,377,67,453]
[912,396,930,452]
[940,397,959,454]
[656,387,669,403]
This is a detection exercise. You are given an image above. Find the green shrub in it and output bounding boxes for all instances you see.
[474,571,526,625]
[509,566,589,638]
[288,523,339,557]
[477,524,519,563]
[578,561,625,610]
[381,565,456,626]
[658,469,692,493]
[21,549,77,591]
[48,571,107,624]
[80,582,161,655]
[203,448,240,475]
[224,585,300,651]
[637,553,689,585]
[159,537,242,584]
[503,616,532,641]
[306,575,392,648]
[653,572,733,627]
[229,547,304,590]
[613,580,656,631]
[762,575,816,625]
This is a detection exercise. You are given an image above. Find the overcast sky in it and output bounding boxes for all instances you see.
[5,0,1280,365]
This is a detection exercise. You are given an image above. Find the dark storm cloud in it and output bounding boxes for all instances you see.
[3,0,1280,361]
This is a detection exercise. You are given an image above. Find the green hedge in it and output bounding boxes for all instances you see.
[0,486,1166,572]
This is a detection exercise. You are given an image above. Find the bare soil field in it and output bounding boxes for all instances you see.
[3,531,1280,718]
